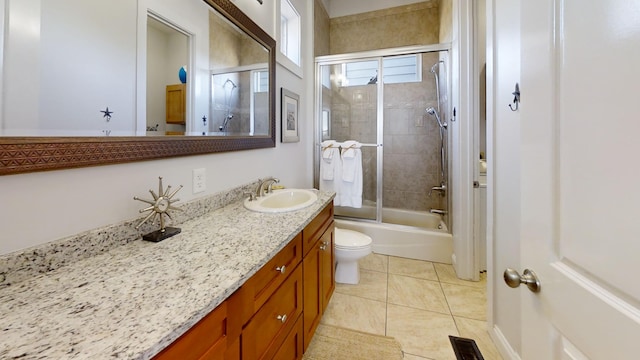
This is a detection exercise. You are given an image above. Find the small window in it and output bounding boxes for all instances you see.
[280,0,300,66]
[382,54,421,84]
[321,66,331,89]
[341,54,422,87]
[253,70,269,93]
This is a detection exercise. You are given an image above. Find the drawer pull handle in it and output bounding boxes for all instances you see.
[275,265,286,274]
[276,314,287,323]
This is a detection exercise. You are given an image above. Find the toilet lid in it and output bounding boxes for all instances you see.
[335,228,372,248]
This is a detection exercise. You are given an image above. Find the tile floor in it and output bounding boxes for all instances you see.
[320,253,502,360]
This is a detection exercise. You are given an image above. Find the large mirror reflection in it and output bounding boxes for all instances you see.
[0,0,275,175]
[0,0,272,138]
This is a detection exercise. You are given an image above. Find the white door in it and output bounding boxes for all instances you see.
[516,0,640,358]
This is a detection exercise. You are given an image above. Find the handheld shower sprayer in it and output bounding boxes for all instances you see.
[426,107,447,129]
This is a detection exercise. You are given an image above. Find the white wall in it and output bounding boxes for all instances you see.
[0,0,314,255]
[2,0,138,135]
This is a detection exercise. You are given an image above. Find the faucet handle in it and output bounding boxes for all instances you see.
[244,192,257,201]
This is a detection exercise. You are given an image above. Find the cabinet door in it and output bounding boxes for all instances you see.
[166,84,185,124]
[302,241,322,351]
[242,265,303,360]
[320,222,335,311]
[271,315,304,360]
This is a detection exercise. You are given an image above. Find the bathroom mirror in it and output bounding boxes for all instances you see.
[0,0,276,175]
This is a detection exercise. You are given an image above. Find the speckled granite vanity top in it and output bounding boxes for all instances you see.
[0,190,334,359]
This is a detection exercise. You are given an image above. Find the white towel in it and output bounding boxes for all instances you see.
[319,140,342,205]
[341,140,361,182]
[320,140,338,180]
[339,140,362,208]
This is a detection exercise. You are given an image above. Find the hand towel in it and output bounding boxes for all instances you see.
[319,140,342,205]
[341,140,361,182]
[320,140,338,180]
[339,140,362,208]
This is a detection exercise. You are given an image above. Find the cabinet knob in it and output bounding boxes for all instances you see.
[319,241,329,251]
[275,265,286,274]
[276,314,287,323]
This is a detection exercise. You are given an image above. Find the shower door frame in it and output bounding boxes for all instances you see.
[314,43,451,224]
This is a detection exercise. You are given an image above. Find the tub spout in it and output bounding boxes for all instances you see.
[430,209,447,215]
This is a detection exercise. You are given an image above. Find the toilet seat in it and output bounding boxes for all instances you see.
[335,228,372,249]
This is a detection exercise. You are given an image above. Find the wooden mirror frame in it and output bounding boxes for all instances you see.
[0,0,276,176]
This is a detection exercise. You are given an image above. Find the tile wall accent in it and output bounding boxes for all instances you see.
[329,1,440,55]
[314,0,330,56]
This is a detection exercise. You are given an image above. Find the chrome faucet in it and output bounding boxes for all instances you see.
[256,177,280,197]
[430,209,448,215]
[428,183,447,197]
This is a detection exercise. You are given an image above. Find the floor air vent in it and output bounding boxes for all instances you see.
[449,336,485,360]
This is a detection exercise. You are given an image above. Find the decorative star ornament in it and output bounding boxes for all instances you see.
[134,177,183,242]
[100,107,113,121]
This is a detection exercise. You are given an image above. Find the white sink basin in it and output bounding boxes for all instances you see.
[244,189,318,213]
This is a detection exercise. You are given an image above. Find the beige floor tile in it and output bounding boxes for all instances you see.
[441,283,486,321]
[454,317,503,360]
[434,263,487,288]
[388,256,439,281]
[335,269,388,302]
[360,253,389,273]
[321,292,387,335]
[386,304,458,360]
[387,274,449,314]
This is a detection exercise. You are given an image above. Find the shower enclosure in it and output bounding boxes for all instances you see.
[315,45,452,262]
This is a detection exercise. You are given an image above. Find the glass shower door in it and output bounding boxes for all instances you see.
[318,61,379,221]
[381,51,447,217]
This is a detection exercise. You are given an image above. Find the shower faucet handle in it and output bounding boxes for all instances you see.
[428,184,447,197]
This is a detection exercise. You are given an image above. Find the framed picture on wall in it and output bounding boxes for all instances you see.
[281,88,299,143]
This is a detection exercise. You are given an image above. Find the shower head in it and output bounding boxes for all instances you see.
[430,60,444,74]
[224,78,237,89]
[426,107,447,129]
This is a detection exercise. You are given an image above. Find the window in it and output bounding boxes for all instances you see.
[341,54,422,87]
[382,54,421,84]
[253,70,269,93]
[321,65,331,89]
[280,0,300,66]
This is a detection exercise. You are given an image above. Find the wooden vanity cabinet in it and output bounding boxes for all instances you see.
[154,202,334,360]
[302,202,335,351]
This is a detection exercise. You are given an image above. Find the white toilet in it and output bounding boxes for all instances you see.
[334,227,373,284]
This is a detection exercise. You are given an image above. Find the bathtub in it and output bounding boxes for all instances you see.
[334,206,453,264]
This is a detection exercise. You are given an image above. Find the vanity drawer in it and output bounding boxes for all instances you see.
[271,314,304,360]
[242,264,303,360]
[242,233,302,317]
[302,202,334,256]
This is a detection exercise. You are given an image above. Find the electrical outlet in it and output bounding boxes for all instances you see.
[193,168,206,194]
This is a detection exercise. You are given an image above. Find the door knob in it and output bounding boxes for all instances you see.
[503,268,541,293]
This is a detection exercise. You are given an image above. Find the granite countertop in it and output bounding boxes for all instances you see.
[0,191,334,359]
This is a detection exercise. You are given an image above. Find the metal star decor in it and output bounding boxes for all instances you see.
[100,107,113,121]
[134,177,183,242]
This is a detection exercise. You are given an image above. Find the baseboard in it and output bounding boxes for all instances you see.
[489,324,521,360]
